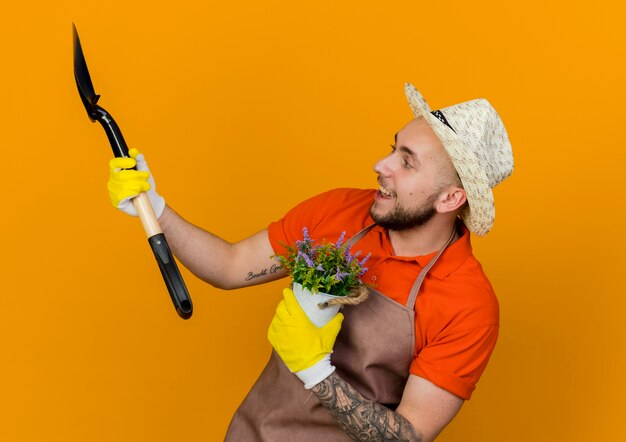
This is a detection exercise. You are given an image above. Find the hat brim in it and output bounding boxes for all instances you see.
[404,83,494,236]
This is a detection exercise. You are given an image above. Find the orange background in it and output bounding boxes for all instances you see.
[1,1,625,440]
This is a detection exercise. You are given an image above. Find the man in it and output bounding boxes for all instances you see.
[108,83,513,441]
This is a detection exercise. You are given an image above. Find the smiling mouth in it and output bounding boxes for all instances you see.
[378,185,395,198]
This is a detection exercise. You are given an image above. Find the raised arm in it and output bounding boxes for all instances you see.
[107,148,287,290]
[158,205,286,289]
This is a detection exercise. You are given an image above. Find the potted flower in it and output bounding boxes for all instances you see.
[273,227,371,327]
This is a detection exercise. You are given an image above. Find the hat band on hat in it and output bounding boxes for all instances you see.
[431,110,456,133]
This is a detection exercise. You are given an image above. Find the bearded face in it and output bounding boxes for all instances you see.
[369,191,439,231]
[369,117,466,233]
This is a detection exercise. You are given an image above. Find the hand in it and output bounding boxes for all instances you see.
[108,148,166,218]
[268,288,344,388]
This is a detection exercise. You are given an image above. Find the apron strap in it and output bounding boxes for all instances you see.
[344,223,377,249]
[405,226,457,310]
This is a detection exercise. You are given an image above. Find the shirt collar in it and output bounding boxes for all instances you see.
[371,221,473,280]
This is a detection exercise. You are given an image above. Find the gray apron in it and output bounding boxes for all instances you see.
[225,224,454,441]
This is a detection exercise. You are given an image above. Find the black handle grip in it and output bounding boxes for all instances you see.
[148,233,193,319]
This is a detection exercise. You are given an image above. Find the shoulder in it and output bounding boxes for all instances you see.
[268,188,376,255]
[419,253,499,338]
[280,188,375,227]
[445,257,499,329]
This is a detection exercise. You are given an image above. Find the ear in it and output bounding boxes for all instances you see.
[435,187,467,214]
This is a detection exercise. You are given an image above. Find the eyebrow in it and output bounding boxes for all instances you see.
[393,133,420,165]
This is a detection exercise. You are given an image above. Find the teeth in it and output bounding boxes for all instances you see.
[379,185,394,197]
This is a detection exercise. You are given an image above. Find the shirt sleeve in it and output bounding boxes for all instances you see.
[267,188,370,256]
[267,191,332,257]
[409,323,499,400]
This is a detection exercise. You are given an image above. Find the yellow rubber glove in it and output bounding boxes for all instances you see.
[268,288,344,388]
[107,148,166,218]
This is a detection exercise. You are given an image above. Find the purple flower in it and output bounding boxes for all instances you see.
[281,225,371,297]
[336,231,346,248]
[334,267,350,281]
[298,251,314,268]
[359,253,371,267]
[344,246,354,264]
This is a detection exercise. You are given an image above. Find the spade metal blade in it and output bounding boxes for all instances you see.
[73,24,100,117]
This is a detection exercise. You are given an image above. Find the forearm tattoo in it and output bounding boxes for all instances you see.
[311,373,423,441]
[244,264,282,281]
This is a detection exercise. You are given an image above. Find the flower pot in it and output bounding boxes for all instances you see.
[292,282,342,327]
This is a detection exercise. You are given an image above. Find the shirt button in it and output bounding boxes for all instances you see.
[370,275,378,282]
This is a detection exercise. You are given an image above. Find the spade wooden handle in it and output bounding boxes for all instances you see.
[132,193,163,237]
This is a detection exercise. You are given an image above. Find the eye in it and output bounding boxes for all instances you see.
[402,158,412,169]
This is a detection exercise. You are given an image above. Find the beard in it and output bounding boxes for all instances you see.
[370,193,438,231]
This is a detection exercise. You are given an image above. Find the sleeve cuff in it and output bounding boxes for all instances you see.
[295,354,335,389]
[410,358,475,400]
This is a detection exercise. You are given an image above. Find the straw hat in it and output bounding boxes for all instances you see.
[404,83,514,236]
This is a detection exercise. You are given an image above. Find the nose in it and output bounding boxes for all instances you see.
[373,153,393,176]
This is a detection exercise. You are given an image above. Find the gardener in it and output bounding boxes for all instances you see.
[107,83,513,441]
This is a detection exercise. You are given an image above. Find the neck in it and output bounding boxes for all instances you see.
[387,217,458,257]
